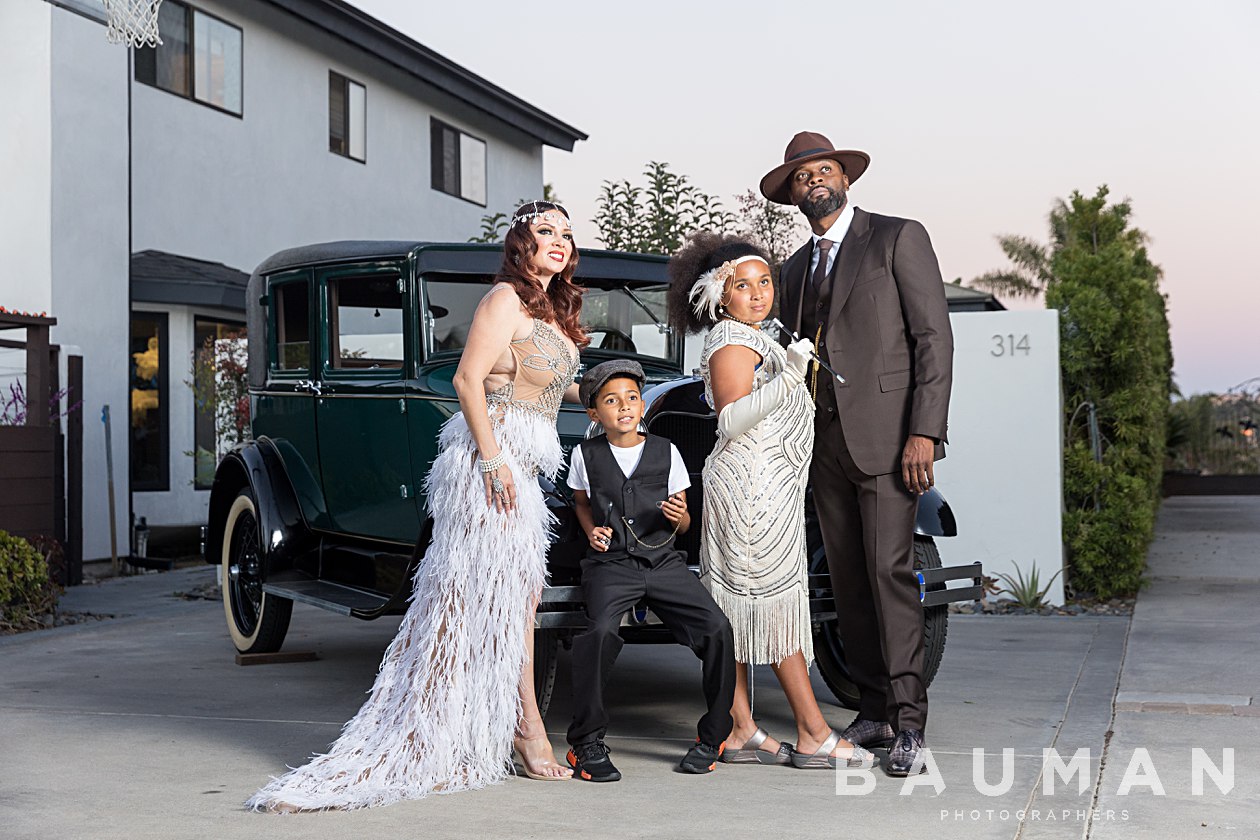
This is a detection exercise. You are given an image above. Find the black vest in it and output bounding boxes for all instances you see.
[801,243,840,422]
[580,433,679,566]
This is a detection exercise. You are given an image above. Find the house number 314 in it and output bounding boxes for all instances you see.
[991,334,1030,357]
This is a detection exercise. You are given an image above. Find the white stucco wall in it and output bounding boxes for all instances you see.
[128,0,544,274]
[0,0,53,318]
[935,309,1064,604]
[49,5,131,562]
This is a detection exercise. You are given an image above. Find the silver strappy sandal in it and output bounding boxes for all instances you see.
[719,727,793,765]
[789,728,876,769]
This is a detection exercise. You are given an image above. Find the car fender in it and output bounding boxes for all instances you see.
[914,486,958,537]
[643,376,709,420]
[205,436,317,574]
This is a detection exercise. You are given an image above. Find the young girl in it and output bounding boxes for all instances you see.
[666,233,873,770]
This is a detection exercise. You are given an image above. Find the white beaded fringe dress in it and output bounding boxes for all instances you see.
[699,319,816,667]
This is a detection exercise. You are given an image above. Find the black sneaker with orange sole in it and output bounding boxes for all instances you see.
[678,739,725,774]
[567,739,622,782]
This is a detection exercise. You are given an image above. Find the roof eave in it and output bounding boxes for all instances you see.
[265,0,588,151]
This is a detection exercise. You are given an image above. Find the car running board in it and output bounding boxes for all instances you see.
[807,561,986,620]
[262,580,390,618]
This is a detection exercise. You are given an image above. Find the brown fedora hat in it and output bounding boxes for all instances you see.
[759,131,870,205]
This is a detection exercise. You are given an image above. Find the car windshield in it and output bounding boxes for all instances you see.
[422,274,678,368]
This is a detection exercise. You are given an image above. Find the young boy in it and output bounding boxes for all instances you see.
[565,360,737,781]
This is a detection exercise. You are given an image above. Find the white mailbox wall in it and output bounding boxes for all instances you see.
[936,309,1064,604]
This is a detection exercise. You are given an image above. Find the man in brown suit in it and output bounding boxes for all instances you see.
[760,132,953,775]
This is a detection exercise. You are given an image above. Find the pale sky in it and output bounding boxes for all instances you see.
[357,0,1259,396]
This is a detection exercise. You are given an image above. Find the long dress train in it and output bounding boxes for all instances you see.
[246,319,577,811]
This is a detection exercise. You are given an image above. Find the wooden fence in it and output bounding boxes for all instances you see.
[0,426,56,541]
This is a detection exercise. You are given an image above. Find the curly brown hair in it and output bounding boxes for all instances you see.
[496,202,589,349]
[666,232,770,334]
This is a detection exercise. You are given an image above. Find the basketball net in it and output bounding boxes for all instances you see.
[103,0,164,48]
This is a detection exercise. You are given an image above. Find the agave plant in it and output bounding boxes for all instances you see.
[994,563,1063,610]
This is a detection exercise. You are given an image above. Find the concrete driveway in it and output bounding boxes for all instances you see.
[1,497,1254,839]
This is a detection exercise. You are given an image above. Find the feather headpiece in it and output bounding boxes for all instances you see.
[688,255,767,321]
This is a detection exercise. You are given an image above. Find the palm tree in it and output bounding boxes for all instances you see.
[970,199,1070,301]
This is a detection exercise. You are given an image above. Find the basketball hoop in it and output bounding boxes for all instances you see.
[103,0,164,48]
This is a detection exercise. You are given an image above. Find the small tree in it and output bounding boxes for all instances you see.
[593,162,737,255]
[189,330,251,467]
[733,189,803,271]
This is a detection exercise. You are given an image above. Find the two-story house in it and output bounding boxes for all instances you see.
[2,0,586,563]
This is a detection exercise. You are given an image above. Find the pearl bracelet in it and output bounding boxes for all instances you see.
[478,452,506,474]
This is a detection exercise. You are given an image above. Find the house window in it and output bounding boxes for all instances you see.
[192,318,245,489]
[134,1,243,116]
[272,281,310,371]
[130,313,169,492]
[430,118,486,206]
[327,276,404,371]
[329,71,366,162]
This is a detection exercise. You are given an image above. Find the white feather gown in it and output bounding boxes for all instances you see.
[246,319,576,812]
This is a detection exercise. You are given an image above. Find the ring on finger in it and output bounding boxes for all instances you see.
[491,476,505,495]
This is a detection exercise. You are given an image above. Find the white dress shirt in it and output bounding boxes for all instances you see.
[808,201,856,279]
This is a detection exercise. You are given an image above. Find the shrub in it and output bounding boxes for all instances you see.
[0,530,59,632]
[1045,188,1171,598]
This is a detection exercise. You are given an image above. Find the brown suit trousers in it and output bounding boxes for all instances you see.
[779,206,953,732]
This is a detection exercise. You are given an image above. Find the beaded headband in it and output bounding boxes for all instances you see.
[689,254,769,321]
[511,201,572,231]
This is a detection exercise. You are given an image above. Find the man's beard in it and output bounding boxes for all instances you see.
[798,186,846,220]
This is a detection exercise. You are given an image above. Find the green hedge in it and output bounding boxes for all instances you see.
[1045,187,1171,597]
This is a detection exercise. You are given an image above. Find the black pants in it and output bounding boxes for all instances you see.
[567,554,736,747]
[811,421,928,733]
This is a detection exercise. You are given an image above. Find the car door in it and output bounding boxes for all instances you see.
[253,269,331,537]
[314,263,419,543]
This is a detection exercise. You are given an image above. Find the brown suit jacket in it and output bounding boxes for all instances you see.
[779,207,953,477]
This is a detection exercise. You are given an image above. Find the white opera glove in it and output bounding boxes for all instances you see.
[716,359,808,440]
[785,338,814,379]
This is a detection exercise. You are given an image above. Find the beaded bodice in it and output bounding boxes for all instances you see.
[700,320,784,411]
[485,319,579,422]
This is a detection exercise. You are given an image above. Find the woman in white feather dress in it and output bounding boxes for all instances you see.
[247,202,585,811]
[666,233,872,770]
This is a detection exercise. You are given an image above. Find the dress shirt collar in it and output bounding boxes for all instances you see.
[811,200,856,250]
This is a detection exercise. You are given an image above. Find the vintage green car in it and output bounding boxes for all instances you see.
[204,241,981,715]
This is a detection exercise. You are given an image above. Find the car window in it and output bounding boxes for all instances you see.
[327,274,404,370]
[422,276,486,355]
[581,286,670,360]
[422,274,675,366]
[272,280,310,371]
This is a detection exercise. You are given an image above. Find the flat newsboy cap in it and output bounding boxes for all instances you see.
[579,359,645,408]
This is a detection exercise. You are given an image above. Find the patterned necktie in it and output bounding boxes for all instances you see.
[812,238,834,289]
